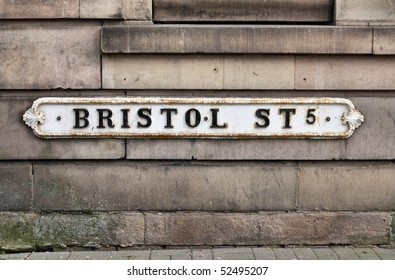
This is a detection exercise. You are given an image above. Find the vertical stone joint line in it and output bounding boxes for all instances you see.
[295,162,301,211]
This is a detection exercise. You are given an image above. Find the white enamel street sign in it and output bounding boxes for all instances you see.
[23,97,364,139]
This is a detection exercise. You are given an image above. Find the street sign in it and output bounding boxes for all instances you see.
[23,97,364,139]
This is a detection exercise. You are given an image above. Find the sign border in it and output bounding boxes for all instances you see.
[23,97,364,139]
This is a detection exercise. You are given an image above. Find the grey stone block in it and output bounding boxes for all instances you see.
[336,0,395,25]
[0,96,125,159]
[346,97,395,159]
[0,27,100,89]
[154,0,334,22]
[34,162,297,211]
[374,28,395,54]
[81,0,152,20]
[127,139,193,160]
[193,139,345,160]
[27,252,70,260]
[103,55,294,90]
[295,56,395,90]
[0,212,38,251]
[0,163,32,211]
[68,251,111,260]
[36,213,144,248]
[101,25,371,54]
[299,162,395,211]
[0,0,79,18]
[145,212,391,246]
[372,247,395,260]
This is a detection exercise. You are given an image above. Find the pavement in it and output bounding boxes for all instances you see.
[1,247,395,260]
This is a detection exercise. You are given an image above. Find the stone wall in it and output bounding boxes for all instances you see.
[0,0,394,251]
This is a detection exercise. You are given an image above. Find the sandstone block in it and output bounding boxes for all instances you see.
[145,212,391,246]
[102,55,294,90]
[374,28,395,54]
[0,0,79,18]
[36,213,144,248]
[101,25,372,54]
[0,96,125,159]
[299,162,395,211]
[0,213,38,251]
[81,0,152,20]
[345,97,395,159]
[0,27,100,89]
[127,139,194,159]
[336,0,395,25]
[0,163,32,211]
[154,0,334,22]
[295,56,395,90]
[34,162,297,211]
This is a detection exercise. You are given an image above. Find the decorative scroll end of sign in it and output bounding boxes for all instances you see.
[342,108,364,135]
[23,108,45,129]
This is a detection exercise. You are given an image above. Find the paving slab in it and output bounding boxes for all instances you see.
[312,248,338,260]
[332,247,359,260]
[68,251,111,260]
[27,252,70,260]
[192,249,212,260]
[353,248,380,260]
[293,248,318,260]
[109,250,150,260]
[0,253,31,260]
[273,248,297,260]
[252,248,276,260]
[213,248,254,260]
[372,248,395,260]
[150,249,192,260]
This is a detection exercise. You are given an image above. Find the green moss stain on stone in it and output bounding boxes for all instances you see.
[0,214,37,251]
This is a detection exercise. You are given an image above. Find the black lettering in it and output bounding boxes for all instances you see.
[185,108,201,128]
[210,108,227,128]
[97,109,115,129]
[137,108,152,128]
[73,108,89,129]
[279,108,296,129]
[160,108,177,128]
[255,109,270,128]
[121,109,130,128]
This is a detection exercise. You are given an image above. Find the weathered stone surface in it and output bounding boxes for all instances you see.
[0,0,79,18]
[101,25,371,54]
[127,139,194,159]
[154,0,334,22]
[374,28,395,54]
[193,139,345,160]
[0,163,32,211]
[0,96,124,159]
[103,55,294,89]
[224,56,294,89]
[145,212,391,246]
[0,213,38,251]
[295,56,395,90]
[34,162,297,211]
[345,97,395,159]
[299,162,395,211]
[103,55,223,89]
[81,0,152,20]
[36,213,144,248]
[213,248,254,260]
[336,0,395,25]
[0,27,100,89]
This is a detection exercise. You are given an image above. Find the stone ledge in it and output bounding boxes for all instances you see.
[145,212,391,246]
[34,161,297,211]
[154,0,334,22]
[101,25,372,54]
